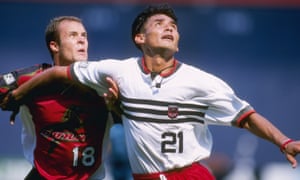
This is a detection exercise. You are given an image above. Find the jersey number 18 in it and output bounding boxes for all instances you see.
[72,146,95,167]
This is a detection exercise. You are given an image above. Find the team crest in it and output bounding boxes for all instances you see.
[168,105,178,119]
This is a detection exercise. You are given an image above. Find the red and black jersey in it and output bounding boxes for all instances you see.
[20,68,112,179]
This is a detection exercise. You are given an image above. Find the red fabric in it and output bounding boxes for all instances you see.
[133,163,215,180]
[18,68,109,179]
[236,109,256,128]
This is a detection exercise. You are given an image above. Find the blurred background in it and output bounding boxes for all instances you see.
[0,0,300,179]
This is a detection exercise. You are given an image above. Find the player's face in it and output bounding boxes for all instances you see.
[56,20,88,65]
[139,14,179,55]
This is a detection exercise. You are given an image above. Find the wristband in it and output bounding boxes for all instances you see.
[280,139,293,153]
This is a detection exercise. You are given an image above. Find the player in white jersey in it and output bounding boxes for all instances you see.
[5,4,300,180]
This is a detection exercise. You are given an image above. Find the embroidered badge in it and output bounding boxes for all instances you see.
[168,105,178,119]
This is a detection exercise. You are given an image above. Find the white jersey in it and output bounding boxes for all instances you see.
[70,57,254,174]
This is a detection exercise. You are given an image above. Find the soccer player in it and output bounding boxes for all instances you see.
[1,16,119,179]
[4,5,300,180]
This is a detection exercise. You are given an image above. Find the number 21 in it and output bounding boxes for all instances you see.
[161,131,183,153]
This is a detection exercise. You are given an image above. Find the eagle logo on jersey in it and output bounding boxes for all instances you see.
[168,105,178,119]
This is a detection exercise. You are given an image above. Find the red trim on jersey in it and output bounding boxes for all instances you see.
[142,57,178,77]
[141,57,151,74]
[160,60,178,77]
[66,65,73,80]
[237,109,256,128]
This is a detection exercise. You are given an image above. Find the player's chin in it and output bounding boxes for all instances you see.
[75,55,88,61]
[160,42,178,50]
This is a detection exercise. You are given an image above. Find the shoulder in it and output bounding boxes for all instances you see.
[180,63,219,81]
[180,63,233,92]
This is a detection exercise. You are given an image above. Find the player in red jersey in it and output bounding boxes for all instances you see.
[1,16,119,179]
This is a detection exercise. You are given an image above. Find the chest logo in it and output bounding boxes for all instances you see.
[168,105,178,119]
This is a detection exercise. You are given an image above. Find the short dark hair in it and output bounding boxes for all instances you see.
[45,16,83,59]
[131,4,178,50]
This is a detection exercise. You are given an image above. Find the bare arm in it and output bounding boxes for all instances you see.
[243,112,300,168]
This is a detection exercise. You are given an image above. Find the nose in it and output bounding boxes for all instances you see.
[165,24,174,32]
[78,36,87,44]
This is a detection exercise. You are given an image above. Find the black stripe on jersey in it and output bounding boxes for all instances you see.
[121,95,208,110]
[122,105,205,117]
[123,111,205,124]
[120,95,207,124]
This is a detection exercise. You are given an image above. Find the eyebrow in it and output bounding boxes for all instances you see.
[153,17,177,25]
[68,31,87,35]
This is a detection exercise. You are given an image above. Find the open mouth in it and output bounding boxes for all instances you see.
[161,34,174,41]
[78,49,86,53]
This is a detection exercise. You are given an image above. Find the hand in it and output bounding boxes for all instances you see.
[0,90,20,125]
[103,77,120,112]
[283,140,300,168]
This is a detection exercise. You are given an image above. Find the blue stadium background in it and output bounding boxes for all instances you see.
[0,1,299,179]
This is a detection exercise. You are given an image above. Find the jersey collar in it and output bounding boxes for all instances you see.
[139,57,181,78]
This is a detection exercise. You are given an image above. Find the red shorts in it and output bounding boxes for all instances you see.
[132,162,215,180]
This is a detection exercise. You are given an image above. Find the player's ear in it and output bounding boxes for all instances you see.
[49,41,59,53]
[134,33,145,47]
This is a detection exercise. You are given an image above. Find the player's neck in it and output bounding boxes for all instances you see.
[144,54,175,74]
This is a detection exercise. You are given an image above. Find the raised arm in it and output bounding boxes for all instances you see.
[0,66,69,124]
[13,66,69,101]
[242,112,300,168]
[1,65,120,122]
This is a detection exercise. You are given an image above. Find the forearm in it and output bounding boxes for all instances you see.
[243,113,289,147]
[12,66,69,101]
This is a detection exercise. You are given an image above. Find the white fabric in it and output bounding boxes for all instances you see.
[20,105,36,166]
[72,57,252,174]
